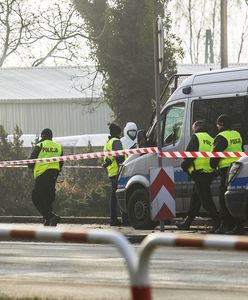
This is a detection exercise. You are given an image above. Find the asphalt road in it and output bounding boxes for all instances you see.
[0,235,248,299]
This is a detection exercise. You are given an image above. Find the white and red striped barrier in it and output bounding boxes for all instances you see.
[0,225,145,300]
[137,232,248,295]
[0,147,247,167]
[1,227,248,299]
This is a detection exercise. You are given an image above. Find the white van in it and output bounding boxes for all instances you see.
[116,67,248,229]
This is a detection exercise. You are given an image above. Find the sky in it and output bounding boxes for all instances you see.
[168,0,248,64]
[1,0,248,67]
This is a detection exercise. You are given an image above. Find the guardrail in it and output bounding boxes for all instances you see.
[137,232,248,299]
[1,227,248,300]
[0,225,146,300]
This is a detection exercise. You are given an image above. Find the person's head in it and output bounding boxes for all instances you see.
[41,128,53,140]
[123,122,137,141]
[109,123,122,138]
[192,120,207,134]
[216,114,231,131]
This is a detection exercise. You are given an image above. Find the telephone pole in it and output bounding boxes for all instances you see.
[220,0,228,68]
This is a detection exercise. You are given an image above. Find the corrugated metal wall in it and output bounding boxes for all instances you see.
[0,101,112,136]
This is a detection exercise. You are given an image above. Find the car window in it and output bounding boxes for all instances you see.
[192,96,248,144]
[163,103,185,146]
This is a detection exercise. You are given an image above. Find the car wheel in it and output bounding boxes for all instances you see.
[128,189,157,230]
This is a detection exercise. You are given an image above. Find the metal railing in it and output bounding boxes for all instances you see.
[1,226,248,300]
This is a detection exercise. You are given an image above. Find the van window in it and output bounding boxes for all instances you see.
[192,96,248,144]
[163,103,185,146]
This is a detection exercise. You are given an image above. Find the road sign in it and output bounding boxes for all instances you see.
[150,167,175,221]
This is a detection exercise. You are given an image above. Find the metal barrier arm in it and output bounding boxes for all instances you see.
[137,233,248,293]
[0,226,139,298]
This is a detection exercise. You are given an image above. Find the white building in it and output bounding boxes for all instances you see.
[1,64,247,139]
[0,66,112,136]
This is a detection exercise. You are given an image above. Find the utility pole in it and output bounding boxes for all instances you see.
[220,0,228,68]
[154,17,163,170]
[154,17,164,232]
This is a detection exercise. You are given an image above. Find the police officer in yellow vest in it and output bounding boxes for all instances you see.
[210,114,244,234]
[176,120,220,232]
[29,128,63,226]
[103,123,125,226]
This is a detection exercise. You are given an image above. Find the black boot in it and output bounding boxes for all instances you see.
[207,218,220,234]
[175,216,194,230]
[226,220,246,235]
[50,212,61,227]
[213,221,234,234]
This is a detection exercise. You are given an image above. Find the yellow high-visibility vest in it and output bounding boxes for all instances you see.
[104,137,121,177]
[34,140,62,178]
[188,132,213,174]
[217,130,242,169]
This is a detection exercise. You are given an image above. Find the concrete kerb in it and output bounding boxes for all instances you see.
[0,216,109,224]
[0,216,216,244]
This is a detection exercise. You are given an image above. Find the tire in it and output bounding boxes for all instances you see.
[128,189,157,230]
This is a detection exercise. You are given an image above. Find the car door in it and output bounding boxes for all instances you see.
[161,101,189,213]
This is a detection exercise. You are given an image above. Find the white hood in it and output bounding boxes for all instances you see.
[121,122,137,149]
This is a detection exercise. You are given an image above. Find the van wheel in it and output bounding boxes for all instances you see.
[128,189,157,230]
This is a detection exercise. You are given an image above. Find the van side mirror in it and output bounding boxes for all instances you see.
[137,130,148,148]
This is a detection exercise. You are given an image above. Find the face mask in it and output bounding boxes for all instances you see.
[127,130,137,140]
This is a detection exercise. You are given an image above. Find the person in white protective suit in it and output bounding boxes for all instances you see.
[121,122,138,150]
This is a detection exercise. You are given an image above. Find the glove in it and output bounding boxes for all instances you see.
[102,157,112,168]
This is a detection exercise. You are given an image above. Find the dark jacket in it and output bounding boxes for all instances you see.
[181,133,200,173]
[108,135,125,165]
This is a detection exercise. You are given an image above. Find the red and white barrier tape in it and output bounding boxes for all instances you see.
[0,147,158,166]
[0,147,247,166]
[0,165,103,169]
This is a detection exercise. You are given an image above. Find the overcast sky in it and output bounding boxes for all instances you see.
[2,0,248,67]
[168,0,248,64]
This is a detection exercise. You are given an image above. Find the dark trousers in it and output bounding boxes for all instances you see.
[187,172,219,223]
[109,176,118,221]
[32,169,59,219]
[219,167,235,226]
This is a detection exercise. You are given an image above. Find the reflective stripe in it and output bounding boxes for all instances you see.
[217,130,242,169]
[188,132,213,174]
[34,140,62,178]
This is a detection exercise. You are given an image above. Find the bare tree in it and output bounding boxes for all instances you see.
[172,0,212,64]
[0,0,91,67]
[27,1,89,67]
[0,0,34,67]
[70,65,105,113]
[169,0,248,64]
[232,0,248,63]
